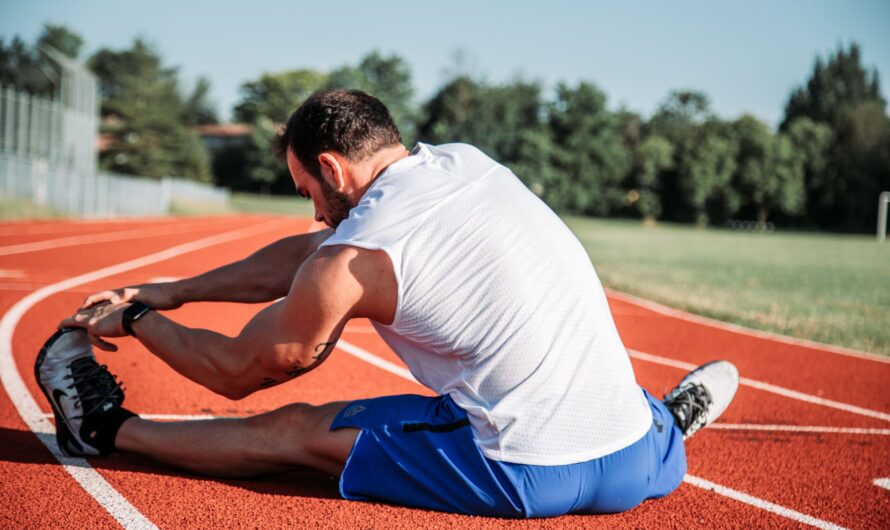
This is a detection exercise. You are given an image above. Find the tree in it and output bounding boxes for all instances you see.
[244,116,287,194]
[730,115,806,223]
[649,90,738,224]
[89,38,210,180]
[627,134,673,220]
[545,82,630,216]
[781,43,890,231]
[36,24,83,59]
[233,69,327,123]
[417,76,484,144]
[181,77,218,125]
[781,43,885,131]
[676,127,738,225]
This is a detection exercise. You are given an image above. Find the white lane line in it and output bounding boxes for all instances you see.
[874,478,890,491]
[710,424,890,435]
[336,340,418,383]
[0,219,241,257]
[0,218,289,530]
[628,349,890,423]
[608,289,890,364]
[684,475,847,530]
[337,338,849,528]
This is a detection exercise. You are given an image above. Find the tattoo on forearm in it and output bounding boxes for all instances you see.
[284,340,337,379]
[259,377,278,388]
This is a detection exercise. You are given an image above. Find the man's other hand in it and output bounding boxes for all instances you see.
[61,302,132,352]
[81,283,181,311]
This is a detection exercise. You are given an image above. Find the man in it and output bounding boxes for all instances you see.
[36,89,738,518]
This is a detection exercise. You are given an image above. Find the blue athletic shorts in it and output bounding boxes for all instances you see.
[330,388,686,518]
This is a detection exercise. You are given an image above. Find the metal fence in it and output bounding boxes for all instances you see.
[0,153,229,216]
[0,52,230,217]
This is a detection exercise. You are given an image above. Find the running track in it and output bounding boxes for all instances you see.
[1,215,887,529]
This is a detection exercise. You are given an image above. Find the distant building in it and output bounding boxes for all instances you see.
[194,123,252,154]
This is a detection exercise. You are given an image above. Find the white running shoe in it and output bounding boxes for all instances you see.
[34,328,128,456]
[663,360,739,440]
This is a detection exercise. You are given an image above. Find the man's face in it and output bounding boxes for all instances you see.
[286,149,355,228]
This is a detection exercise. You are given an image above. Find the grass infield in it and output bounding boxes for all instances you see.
[566,217,890,357]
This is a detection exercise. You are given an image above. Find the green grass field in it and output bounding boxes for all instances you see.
[566,217,890,356]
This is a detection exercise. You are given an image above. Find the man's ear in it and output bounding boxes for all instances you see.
[318,153,346,191]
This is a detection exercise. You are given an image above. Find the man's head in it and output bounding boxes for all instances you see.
[276,89,403,228]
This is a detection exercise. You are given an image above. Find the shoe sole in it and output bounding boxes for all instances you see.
[34,328,88,457]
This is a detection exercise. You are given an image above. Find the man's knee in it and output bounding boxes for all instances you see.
[244,402,352,471]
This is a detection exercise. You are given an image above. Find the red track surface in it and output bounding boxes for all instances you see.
[1,215,888,529]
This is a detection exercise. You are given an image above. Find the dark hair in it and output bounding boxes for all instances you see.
[275,89,402,179]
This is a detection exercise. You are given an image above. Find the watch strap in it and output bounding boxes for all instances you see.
[122,301,152,337]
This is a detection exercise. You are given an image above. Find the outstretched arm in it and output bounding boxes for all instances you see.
[63,244,397,400]
[82,228,333,310]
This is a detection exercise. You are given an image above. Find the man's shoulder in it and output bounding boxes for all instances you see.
[300,244,397,323]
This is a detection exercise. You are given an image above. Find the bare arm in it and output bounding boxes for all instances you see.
[82,228,333,309]
[64,244,397,400]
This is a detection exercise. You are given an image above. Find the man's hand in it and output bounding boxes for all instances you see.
[81,282,181,311]
[61,302,131,352]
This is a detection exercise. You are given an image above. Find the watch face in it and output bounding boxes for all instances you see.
[125,302,151,320]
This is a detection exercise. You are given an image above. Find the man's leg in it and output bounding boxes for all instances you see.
[115,401,358,478]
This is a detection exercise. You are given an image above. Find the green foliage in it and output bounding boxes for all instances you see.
[545,82,629,215]
[245,116,286,193]
[36,24,83,60]
[182,77,218,126]
[233,69,327,123]
[730,114,806,222]
[780,43,889,231]
[89,38,211,181]
[627,134,673,219]
[781,43,885,131]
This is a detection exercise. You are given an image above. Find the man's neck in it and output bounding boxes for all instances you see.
[352,144,411,200]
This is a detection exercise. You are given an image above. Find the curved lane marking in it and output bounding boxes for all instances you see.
[874,478,890,491]
[0,218,290,530]
[629,349,890,423]
[608,289,890,364]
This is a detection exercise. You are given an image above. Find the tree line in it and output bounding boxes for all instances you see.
[3,25,888,232]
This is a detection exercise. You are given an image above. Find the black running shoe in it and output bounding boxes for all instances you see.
[663,360,739,440]
[35,328,131,456]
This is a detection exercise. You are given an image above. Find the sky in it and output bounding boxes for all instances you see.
[2,0,888,127]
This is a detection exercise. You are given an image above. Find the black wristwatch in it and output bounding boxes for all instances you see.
[122,301,153,337]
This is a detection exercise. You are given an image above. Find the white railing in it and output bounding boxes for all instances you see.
[879,191,890,242]
[1,153,229,217]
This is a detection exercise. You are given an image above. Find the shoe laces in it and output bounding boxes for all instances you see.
[664,383,712,437]
[63,358,124,419]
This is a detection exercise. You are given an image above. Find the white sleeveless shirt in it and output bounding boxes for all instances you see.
[320,143,652,465]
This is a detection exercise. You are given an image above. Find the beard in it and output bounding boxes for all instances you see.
[318,177,356,228]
